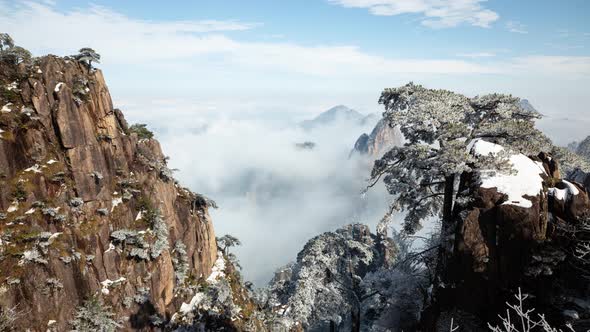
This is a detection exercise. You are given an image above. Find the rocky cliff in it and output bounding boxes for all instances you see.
[425,140,590,330]
[0,55,248,330]
[350,118,403,159]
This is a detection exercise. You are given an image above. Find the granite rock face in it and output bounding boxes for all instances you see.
[427,144,590,330]
[0,56,218,330]
[350,118,403,159]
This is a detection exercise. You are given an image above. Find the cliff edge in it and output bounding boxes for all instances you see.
[0,55,219,330]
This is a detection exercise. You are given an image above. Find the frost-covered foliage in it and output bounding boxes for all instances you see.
[129,123,154,139]
[147,208,169,259]
[0,306,20,332]
[487,289,575,332]
[172,241,189,286]
[264,224,394,331]
[0,33,14,51]
[552,145,590,176]
[136,145,176,182]
[216,234,241,255]
[74,47,100,69]
[192,193,218,211]
[360,231,433,331]
[0,34,31,65]
[41,207,67,223]
[109,207,169,261]
[172,253,244,330]
[575,135,590,160]
[372,83,551,234]
[72,76,90,105]
[70,297,120,332]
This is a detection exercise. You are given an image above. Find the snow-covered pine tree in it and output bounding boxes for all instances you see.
[370,82,552,235]
[75,47,101,69]
[0,33,14,51]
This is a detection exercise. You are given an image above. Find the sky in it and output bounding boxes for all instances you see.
[1,0,589,284]
[0,0,589,143]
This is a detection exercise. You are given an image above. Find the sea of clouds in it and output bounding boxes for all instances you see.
[121,99,391,285]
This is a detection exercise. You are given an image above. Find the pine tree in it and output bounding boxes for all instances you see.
[0,33,14,51]
[75,47,101,69]
[370,82,551,235]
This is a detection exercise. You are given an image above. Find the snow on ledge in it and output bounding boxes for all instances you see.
[472,139,546,209]
[1,103,13,113]
[549,180,580,202]
[206,251,226,283]
[178,251,226,315]
[111,197,123,212]
[54,82,64,92]
[100,277,126,295]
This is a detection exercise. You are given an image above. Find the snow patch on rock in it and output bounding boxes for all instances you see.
[180,293,206,314]
[206,252,226,283]
[101,277,126,295]
[111,197,123,212]
[54,82,64,92]
[7,201,19,213]
[1,103,13,113]
[6,82,18,91]
[472,139,546,208]
[549,180,580,202]
[24,164,44,173]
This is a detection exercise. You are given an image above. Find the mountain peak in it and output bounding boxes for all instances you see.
[300,105,374,130]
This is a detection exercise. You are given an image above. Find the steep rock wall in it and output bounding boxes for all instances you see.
[0,56,217,331]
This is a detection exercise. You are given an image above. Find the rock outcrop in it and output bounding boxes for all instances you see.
[426,140,590,330]
[569,168,590,192]
[350,118,403,159]
[0,55,230,330]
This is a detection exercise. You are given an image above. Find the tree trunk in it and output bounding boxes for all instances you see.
[351,306,360,332]
[420,174,456,330]
[330,320,336,332]
[442,174,455,224]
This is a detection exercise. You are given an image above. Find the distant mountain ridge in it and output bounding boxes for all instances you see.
[300,105,377,130]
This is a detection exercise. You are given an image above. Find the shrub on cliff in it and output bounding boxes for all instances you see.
[0,33,32,65]
[74,47,101,69]
[70,297,121,332]
[0,306,20,331]
[129,123,154,139]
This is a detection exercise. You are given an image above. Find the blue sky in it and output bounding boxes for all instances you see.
[1,0,589,142]
[46,0,590,58]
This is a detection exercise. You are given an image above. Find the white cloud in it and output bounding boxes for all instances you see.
[456,52,496,58]
[328,0,499,28]
[3,1,588,80]
[0,0,500,76]
[510,56,590,76]
[506,20,528,34]
[122,100,391,284]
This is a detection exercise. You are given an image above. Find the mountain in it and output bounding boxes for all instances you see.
[0,54,264,330]
[519,98,541,115]
[300,105,377,130]
[350,118,404,159]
